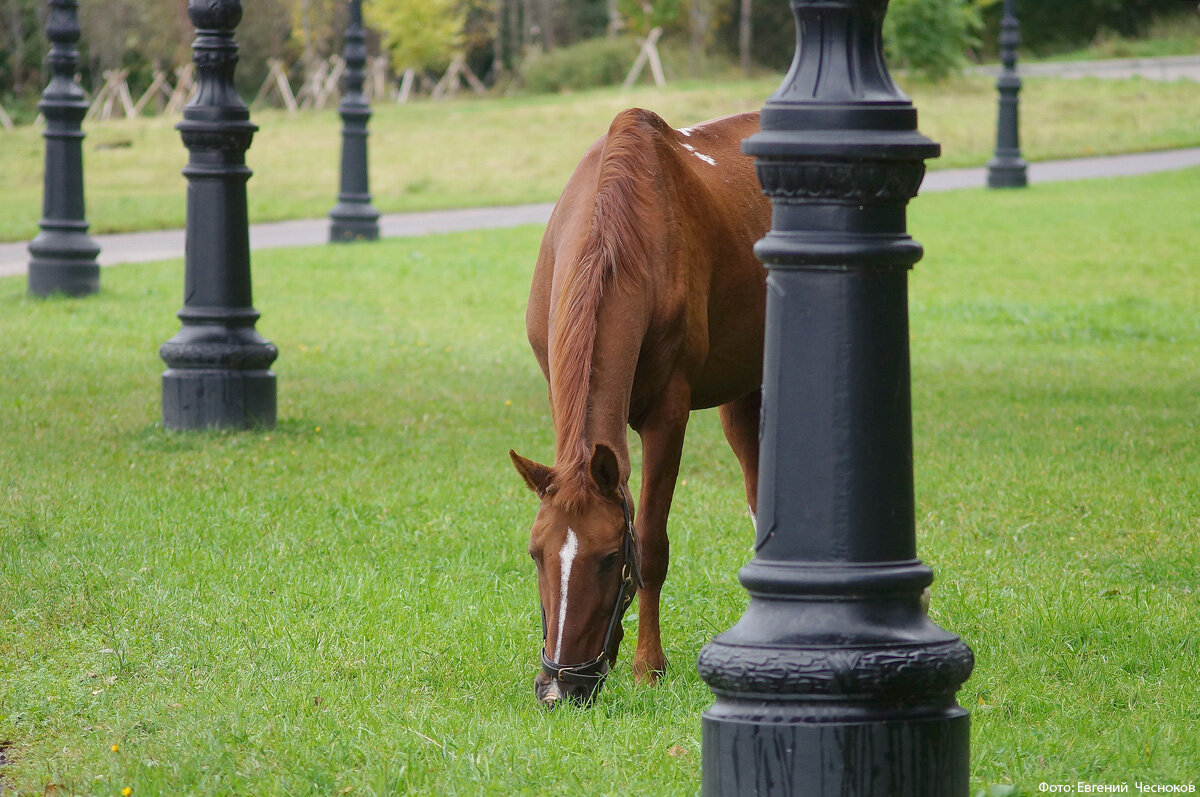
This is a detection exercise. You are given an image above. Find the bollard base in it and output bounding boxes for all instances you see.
[28,233,101,297]
[28,260,100,297]
[162,369,276,431]
[329,203,381,243]
[986,155,1028,189]
[701,705,970,797]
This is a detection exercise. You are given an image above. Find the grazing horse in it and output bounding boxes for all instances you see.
[509,108,771,706]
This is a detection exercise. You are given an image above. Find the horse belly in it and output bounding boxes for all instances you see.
[687,306,764,410]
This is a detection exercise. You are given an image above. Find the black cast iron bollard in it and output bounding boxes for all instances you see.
[159,0,277,430]
[28,0,100,298]
[987,0,1028,188]
[696,1,975,794]
[328,0,380,242]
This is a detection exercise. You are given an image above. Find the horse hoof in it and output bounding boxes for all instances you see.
[920,587,931,614]
[632,660,667,685]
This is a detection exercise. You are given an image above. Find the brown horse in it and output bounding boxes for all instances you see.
[509,108,770,706]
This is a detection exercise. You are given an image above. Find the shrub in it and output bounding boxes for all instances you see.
[884,0,983,81]
[519,36,641,94]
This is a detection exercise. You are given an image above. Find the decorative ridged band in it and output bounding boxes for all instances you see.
[755,159,927,204]
[160,340,278,370]
[698,638,975,700]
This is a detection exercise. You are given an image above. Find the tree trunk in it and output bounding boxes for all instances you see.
[492,0,504,80]
[521,0,533,50]
[538,0,555,51]
[689,0,709,78]
[607,0,620,37]
[5,0,26,95]
[739,0,752,76]
[301,0,315,86]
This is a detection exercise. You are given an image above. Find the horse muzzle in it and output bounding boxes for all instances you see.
[532,489,641,708]
[535,649,610,707]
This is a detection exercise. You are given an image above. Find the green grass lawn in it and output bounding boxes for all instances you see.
[2,167,1199,795]
[2,73,1200,242]
[1033,13,1200,62]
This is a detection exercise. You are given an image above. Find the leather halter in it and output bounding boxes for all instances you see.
[539,489,643,692]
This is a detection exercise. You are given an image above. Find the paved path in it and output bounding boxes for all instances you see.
[973,54,1200,82]
[3,146,1200,279]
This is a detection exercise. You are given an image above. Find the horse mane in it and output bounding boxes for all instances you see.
[549,109,660,510]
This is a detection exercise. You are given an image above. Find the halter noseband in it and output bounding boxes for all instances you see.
[539,489,643,692]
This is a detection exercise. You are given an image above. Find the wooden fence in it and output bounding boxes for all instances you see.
[0,55,491,127]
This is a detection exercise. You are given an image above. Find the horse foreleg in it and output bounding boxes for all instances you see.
[719,389,761,527]
[631,375,691,685]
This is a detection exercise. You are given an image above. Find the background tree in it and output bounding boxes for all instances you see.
[883,0,982,81]
[617,0,683,35]
[291,0,346,81]
[1,0,42,98]
[366,0,464,72]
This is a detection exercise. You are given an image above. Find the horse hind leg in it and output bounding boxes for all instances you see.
[631,375,691,685]
[719,389,761,529]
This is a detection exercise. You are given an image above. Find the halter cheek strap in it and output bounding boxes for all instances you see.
[539,489,641,690]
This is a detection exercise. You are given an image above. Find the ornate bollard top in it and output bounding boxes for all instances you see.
[749,0,938,154]
[743,0,939,276]
[43,0,86,105]
[180,0,253,135]
[188,0,243,31]
[45,0,82,46]
[998,0,1021,72]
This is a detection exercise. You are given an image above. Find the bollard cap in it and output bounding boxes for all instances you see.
[189,0,242,31]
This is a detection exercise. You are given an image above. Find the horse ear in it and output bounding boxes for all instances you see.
[510,450,553,497]
[589,444,621,497]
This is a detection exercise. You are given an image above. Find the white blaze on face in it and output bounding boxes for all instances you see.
[553,528,579,662]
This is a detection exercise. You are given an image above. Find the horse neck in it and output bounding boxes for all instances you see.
[551,277,647,483]
[548,108,664,497]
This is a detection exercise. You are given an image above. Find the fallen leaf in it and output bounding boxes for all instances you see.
[667,745,688,757]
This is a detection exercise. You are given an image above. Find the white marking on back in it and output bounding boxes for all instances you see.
[554,529,579,662]
[680,141,717,166]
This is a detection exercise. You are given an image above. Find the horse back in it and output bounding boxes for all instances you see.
[526,108,770,422]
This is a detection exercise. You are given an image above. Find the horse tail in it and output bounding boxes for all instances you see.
[549,109,660,506]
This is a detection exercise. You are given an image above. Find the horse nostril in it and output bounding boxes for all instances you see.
[539,680,564,708]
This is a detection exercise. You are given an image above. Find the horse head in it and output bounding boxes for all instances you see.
[509,444,641,707]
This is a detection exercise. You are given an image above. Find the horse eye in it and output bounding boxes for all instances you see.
[599,552,619,572]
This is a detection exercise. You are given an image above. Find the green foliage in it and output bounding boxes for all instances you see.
[1035,10,1200,61]
[519,35,641,93]
[989,0,1190,55]
[287,0,344,60]
[366,0,465,71]
[883,0,982,81]
[617,0,684,35]
[0,0,41,96]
